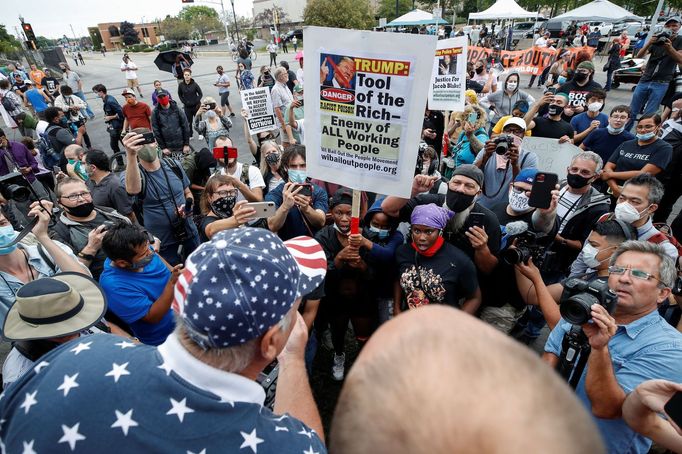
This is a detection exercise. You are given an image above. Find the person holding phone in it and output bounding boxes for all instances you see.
[444,105,488,176]
[214,136,264,202]
[481,72,535,127]
[198,174,258,242]
[524,92,575,142]
[193,96,232,150]
[623,380,682,452]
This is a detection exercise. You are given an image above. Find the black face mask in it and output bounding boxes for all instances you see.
[574,72,588,83]
[475,67,484,74]
[64,202,94,218]
[547,104,562,116]
[566,173,591,189]
[265,152,280,165]
[211,195,237,219]
[446,190,475,213]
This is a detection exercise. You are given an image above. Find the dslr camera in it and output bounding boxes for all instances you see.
[654,29,673,45]
[494,134,515,155]
[501,231,549,266]
[559,278,618,325]
[0,172,31,202]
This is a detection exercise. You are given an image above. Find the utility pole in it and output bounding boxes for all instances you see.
[69,24,79,48]
[229,0,240,42]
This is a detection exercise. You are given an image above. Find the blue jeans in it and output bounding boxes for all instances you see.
[74,90,94,118]
[627,81,668,130]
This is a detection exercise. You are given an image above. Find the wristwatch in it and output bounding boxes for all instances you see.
[78,251,95,261]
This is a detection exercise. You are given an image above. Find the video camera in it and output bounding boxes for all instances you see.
[559,278,618,325]
[494,134,515,155]
[0,171,31,203]
[654,29,673,45]
[501,230,548,266]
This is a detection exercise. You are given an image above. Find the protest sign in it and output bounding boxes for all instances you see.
[304,26,436,198]
[428,37,467,111]
[240,87,277,134]
[467,46,595,75]
[522,137,581,179]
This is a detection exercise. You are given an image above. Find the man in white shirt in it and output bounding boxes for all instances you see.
[535,31,551,48]
[215,135,265,202]
[271,67,294,147]
[267,41,278,67]
[120,55,143,98]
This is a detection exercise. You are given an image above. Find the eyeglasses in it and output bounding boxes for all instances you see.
[608,265,662,282]
[60,191,91,202]
[215,189,238,198]
[610,114,629,121]
[568,167,595,177]
[512,185,532,195]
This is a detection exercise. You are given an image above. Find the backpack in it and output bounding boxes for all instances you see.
[37,125,61,169]
[649,223,682,258]
[0,91,20,113]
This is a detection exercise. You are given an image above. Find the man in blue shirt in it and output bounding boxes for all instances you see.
[0,228,328,453]
[581,105,635,165]
[544,240,682,454]
[23,81,50,120]
[266,145,328,240]
[92,84,124,159]
[99,223,182,345]
[571,89,609,145]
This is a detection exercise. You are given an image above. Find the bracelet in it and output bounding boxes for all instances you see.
[78,251,95,261]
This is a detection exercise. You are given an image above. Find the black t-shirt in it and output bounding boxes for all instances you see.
[398,194,502,258]
[641,35,682,83]
[531,116,575,139]
[395,242,478,309]
[608,138,672,183]
[557,79,603,110]
[423,110,445,154]
[199,215,220,243]
[40,77,59,95]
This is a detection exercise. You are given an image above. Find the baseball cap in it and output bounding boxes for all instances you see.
[121,88,137,96]
[503,116,527,131]
[330,187,353,209]
[156,89,169,97]
[451,164,484,188]
[514,168,538,185]
[666,16,681,25]
[173,228,327,349]
[577,61,595,71]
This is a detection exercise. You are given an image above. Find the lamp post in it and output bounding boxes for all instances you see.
[229,0,241,42]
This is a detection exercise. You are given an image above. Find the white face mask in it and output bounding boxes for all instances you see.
[509,189,530,213]
[615,201,648,224]
[582,243,614,269]
[587,102,603,112]
[506,81,518,91]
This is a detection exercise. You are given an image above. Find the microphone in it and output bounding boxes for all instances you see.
[505,220,529,237]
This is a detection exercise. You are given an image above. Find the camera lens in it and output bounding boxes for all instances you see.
[495,142,509,155]
[560,293,599,325]
[6,184,30,203]
[501,247,530,265]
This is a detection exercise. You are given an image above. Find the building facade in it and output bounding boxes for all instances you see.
[97,22,161,50]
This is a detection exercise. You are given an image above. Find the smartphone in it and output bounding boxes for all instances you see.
[545,87,557,95]
[52,166,61,175]
[298,99,304,107]
[246,201,276,218]
[212,146,239,160]
[184,198,194,214]
[140,131,156,144]
[470,212,486,229]
[528,172,559,209]
[665,391,682,428]
[293,183,313,197]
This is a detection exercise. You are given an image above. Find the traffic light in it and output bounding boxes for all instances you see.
[22,23,36,42]
[181,0,194,2]
[274,10,280,25]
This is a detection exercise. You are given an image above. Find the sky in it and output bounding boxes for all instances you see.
[0,0,255,39]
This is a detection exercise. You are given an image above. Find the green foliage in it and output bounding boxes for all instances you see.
[159,17,193,41]
[119,21,140,45]
[192,14,222,38]
[125,43,152,52]
[178,5,219,22]
[0,24,20,54]
[377,0,413,21]
[304,0,375,29]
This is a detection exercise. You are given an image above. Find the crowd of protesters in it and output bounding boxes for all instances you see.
[0,19,681,454]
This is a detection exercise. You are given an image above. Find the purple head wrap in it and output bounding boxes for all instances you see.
[410,204,452,230]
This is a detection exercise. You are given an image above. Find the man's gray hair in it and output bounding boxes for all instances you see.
[571,151,603,173]
[622,174,665,205]
[273,67,288,79]
[609,240,676,287]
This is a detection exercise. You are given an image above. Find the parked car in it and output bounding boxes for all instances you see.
[512,22,536,40]
[153,40,178,51]
[610,21,643,36]
[582,21,613,36]
[545,21,572,39]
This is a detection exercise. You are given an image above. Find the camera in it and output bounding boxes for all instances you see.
[672,276,682,296]
[654,29,673,45]
[494,134,515,155]
[204,103,216,110]
[501,230,548,266]
[559,278,618,325]
[0,172,30,202]
[171,217,189,243]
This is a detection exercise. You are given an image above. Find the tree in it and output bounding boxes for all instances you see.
[193,15,222,38]
[304,0,375,29]
[377,0,412,21]
[0,24,21,54]
[254,7,289,26]
[119,21,140,45]
[159,17,193,41]
[36,35,57,48]
[178,5,219,22]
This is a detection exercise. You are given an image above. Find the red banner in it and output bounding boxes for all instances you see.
[467,46,596,75]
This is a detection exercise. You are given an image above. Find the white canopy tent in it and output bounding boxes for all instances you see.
[468,0,539,21]
[386,9,448,27]
[551,0,643,22]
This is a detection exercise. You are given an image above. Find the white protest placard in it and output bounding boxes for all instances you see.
[521,137,582,180]
[240,87,277,134]
[304,26,437,198]
[428,37,467,111]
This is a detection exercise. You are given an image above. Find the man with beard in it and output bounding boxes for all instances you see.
[382,164,501,274]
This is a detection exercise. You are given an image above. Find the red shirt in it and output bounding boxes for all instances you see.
[122,102,152,129]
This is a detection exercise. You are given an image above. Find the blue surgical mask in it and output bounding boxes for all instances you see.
[0,225,18,255]
[130,252,154,270]
[59,116,68,127]
[607,125,625,135]
[636,132,656,141]
[369,225,390,239]
[557,76,567,84]
[288,169,307,183]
